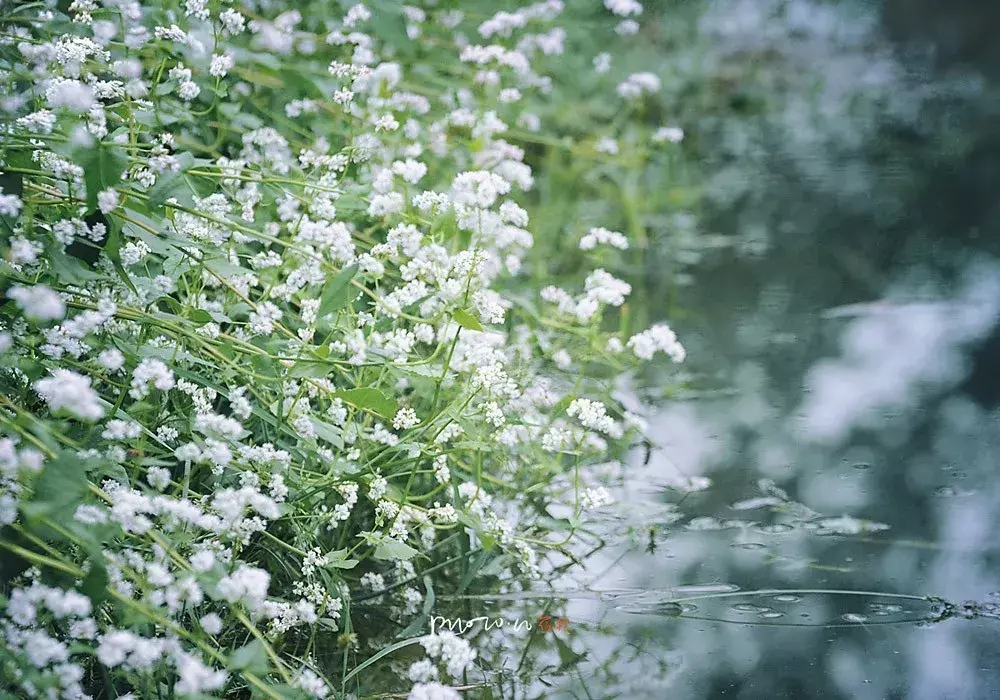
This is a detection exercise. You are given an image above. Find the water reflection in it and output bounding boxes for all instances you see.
[516,0,1000,697]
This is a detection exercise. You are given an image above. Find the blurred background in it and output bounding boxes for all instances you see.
[460,0,1000,697]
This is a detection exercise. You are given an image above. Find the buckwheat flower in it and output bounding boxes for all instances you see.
[174,653,227,695]
[567,398,621,436]
[552,349,572,369]
[367,474,388,502]
[0,187,23,217]
[120,240,150,266]
[45,78,95,112]
[97,348,125,371]
[74,504,108,525]
[209,53,235,78]
[584,269,631,307]
[408,659,438,683]
[217,564,270,611]
[130,358,175,399]
[199,613,223,635]
[616,19,640,35]
[393,407,420,430]
[34,370,104,421]
[581,486,614,510]
[146,467,171,491]
[361,572,385,592]
[249,302,282,335]
[16,110,55,134]
[580,227,628,251]
[652,126,684,143]
[189,549,215,572]
[220,9,246,35]
[97,188,119,214]
[368,192,405,217]
[392,158,427,183]
[627,323,685,362]
[178,80,201,101]
[605,0,643,16]
[9,284,64,322]
[154,24,189,43]
[408,683,461,700]
[594,137,619,155]
[593,52,612,74]
[102,419,141,441]
[295,668,329,697]
[617,72,661,99]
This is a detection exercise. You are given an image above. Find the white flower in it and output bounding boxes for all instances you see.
[581,486,614,509]
[408,683,461,700]
[97,348,125,371]
[652,126,684,143]
[217,565,270,611]
[97,188,119,214]
[627,323,686,362]
[580,227,628,251]
[594,137,618,154]
[34,370,104,421]
[209,53,235,78]
[605,0,643,16]
[9,285,65,322]
[616,19,640,35]
[393,407,420,430]
[199,613,223,635]
[0,186,23,217]
[45,78,95,111]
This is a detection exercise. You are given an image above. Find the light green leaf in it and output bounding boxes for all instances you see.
[228,639,271,675]
[332,387,397,420]
[452,308,483,332]
[318,264,359,318]
[324,548,358,570]
[81,144,127,213]
[373,539,419,561]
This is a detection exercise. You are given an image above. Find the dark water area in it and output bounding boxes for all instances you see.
[507,1,1000,698]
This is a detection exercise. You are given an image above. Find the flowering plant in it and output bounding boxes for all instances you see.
[0,0,685,697]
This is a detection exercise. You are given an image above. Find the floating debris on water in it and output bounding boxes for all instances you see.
[809,515,891,535]
[731,496,786,511]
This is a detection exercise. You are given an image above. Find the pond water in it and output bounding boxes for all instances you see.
[446,1,1000,698]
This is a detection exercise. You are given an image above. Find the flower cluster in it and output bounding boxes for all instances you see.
[0,0,685,697]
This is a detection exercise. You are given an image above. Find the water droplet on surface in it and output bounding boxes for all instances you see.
[841,613,869,623]
[675,583,741,594]
[732,542,768,550]
[754,523,795,534]
[852,462,872,470]
[732,603,771,613]
[731,496,785,511]
[759,611,785,619]
[868,603,903,616]
[773,594,801,603]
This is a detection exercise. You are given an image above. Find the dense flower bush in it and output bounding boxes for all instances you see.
[0,0,685,697]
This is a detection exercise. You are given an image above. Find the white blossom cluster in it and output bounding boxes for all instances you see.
[0,0,688,696]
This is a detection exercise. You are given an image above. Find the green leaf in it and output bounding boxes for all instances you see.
[310,419,344,448]
[228,640,271,675]
[342,637,424,684]
[452,308,483,332]
[80,144,127,213]
[324,548,358,570]
[80,560,109,606]
[318,264,359,318]
[189,309,213,325]
[373,538,418,561]
[332,387,397,420]
[21,453,88,522]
